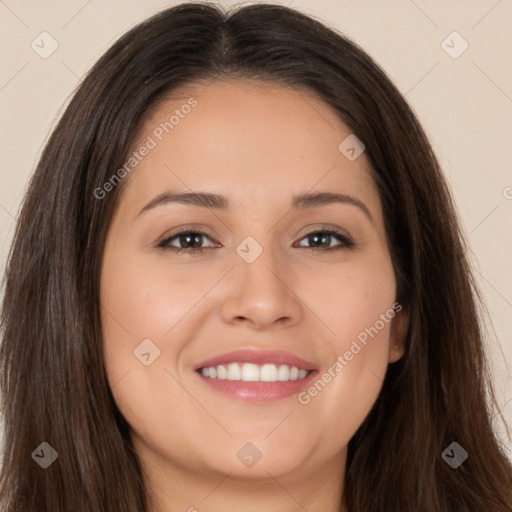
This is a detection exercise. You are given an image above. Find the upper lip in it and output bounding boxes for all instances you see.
[193,349,317,371]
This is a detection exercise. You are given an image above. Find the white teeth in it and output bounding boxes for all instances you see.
[242,363,260,381]
[260,364,278,382]
[277,364,290,381]
[227,362,241,380]
[200,362,310,382]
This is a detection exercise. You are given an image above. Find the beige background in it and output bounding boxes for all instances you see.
[0,0,511,456]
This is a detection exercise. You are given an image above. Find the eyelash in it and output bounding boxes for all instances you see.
[156,227,355,254]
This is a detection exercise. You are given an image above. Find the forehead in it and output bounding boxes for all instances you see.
[118,80,379,216]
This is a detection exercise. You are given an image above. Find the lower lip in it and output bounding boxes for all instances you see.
[196,370,318,403]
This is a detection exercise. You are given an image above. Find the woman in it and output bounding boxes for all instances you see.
[1,3,511,511]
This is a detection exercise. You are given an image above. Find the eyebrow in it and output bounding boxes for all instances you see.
[136,190,373,222]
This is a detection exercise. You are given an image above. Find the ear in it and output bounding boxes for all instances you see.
[388,303,409,363]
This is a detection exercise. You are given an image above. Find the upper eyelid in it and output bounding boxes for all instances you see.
[163,222,351,238]
[294,223,351,240]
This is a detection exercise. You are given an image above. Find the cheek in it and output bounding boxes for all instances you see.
[310,248,396,349]
[99,249,221,436]
[99,254,203,459]
[100,254,201,340]
[294,252,396,443]
[99,248,218,377]
[99,246,182,397]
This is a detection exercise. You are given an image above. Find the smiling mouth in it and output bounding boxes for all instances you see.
[197,362,311,382]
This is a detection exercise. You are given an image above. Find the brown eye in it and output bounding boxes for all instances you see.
[295,230,355,251]
[158,230,217,254]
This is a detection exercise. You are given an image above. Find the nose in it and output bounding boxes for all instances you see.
[220,244,303,331]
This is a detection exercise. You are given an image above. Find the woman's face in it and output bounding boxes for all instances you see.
[100,80,407,484]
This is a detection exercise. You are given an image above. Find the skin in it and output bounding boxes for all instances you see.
[100,79,408,512]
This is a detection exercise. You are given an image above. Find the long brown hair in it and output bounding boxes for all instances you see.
[1,3,511,511]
